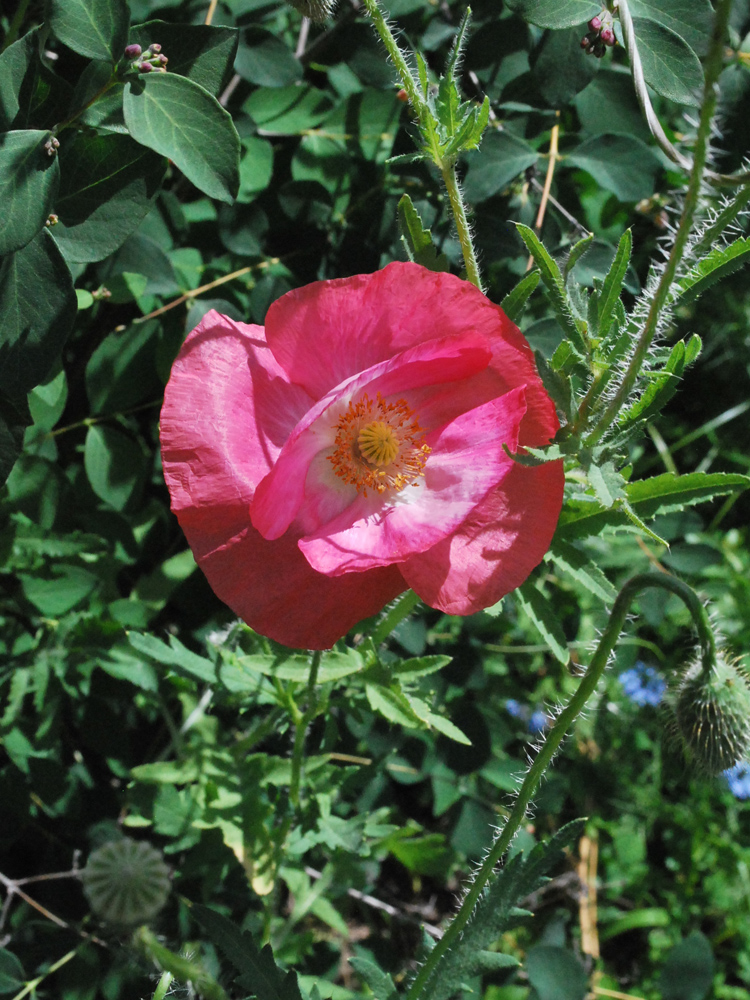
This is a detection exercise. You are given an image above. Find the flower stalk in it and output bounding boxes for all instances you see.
[405,572,717,1000]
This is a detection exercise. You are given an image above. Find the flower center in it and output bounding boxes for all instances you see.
[328,392,430,497]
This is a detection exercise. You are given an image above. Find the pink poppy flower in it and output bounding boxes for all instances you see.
[160,262,564,649]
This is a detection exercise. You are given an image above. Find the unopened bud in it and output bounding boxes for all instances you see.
[148,43,162,54]
[138,61,153,73]
[588,15,602,31]
[593,41,606,57]
[674,653,750,774]
[601,27,615,46]
[44,136,60,156]
[157,54,168,65]
[124,43,142,58]
[581,35,591,49]
[45,213,59,227]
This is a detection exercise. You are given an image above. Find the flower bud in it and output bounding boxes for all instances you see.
[588,15,602,31]
[124,43,142,58]
[601,27,615,46]
[157,54,168,65]
[82,838,170,925]
[138,61,153,73]
[581,35,591,49]
[674,653,750,774]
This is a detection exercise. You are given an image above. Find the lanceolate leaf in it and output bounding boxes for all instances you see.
[48,0,130,62]
[0,130,60,256]
[557,472,750,540]
[397,194,450,273]
[501,271,540,322]
[52,131,166,263]
[618,335,701,428]
[123,73,240,203]
[598,229,632,341]
[547,540,618,603]
[676,238,750,303]
[517,582,570,664]
[0,231,75,402]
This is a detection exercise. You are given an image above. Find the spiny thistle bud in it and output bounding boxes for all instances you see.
[287,0,337,22]
[81,838,170,925]
[674,653,750,774]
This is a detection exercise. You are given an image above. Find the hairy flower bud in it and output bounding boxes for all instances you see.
[82,838,170,925]
[674,653,750,774]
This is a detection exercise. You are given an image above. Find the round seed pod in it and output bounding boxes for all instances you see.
[82,838,170,925]
[675,654,750,774]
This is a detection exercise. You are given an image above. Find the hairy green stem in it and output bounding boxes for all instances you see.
[405,572,716,1000]
[136,927,227,1000]
[358,0,425,117]
[441,159,483,290]
[586,0,733,447]
[289,649,322,808]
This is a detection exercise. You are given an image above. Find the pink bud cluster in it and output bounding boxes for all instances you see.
[580,10,616,58]
[124,42,168,73]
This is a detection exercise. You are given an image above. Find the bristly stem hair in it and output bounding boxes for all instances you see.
[586,0,735,447]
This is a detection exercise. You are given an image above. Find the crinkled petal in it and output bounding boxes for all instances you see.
[400,459,565,613]
[298,387,527,575]
[160,310,404,649]
[250,330,491,541]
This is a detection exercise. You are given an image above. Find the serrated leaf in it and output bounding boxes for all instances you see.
[676,238,750,303]
[348,957,398,1000]
[598,228,632,341]
[392,655,452,678]
[516,224,588,357]
[0,230,76,403]
[501,271,540,322]
[194,905,304,1000]
[618,336,700,428]
[366,683,424,728]
[397,194,450,273]
[0,130,59,256]
[232,650,363,684]
[48,0,129,62]
[534,351,575,421]
[516,582,570,664]
[123,73,239,203]
[587,460,626,508]
[563,234,595,282]
[547,540,618,602]
[632,17,703,107]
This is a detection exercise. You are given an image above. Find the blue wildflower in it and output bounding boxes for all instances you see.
[724,761,750,800]
[528,710,548,734]
[618,661,667,707]
[505,699,526,719]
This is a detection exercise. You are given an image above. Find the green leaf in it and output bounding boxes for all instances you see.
[598,228,632,340]
[587,459,626,508]
[0,949,25,993]
[348,958,398,1000]
[557,472,750,539]
[632,18,703,106]
[676,238,750,303]
[517,582,570,664]
[563,234,595,282]
[392,655,452,679]
[366,683,424,728]
[20,564,98,616]
[534,350,575,420]
[0,230,76,402]
[425,711,472,745]
[128,631,217,683]
[619,336,700,428]
[84,425,146,511]
[235,27,302,87]
[505,0,600,29]
[123,74,240,203]
[193,905,304,1000]
[660,931,714,1000]
[28,370,67,431]
[230,650,364,684]
[0,395,26,487]
[463,130,539,203]
[532,27,599,107]
[48,0,129,62]
[52,131,166,263]
[85,320,161,415]
[628,0,713,54]
[0,130,59,256]
[244,85,333,135]
[547,539,618,602]
[237,137,274,202]
[397,194,450,273]
[515,224,587,356]
[501,271,540,321]
[526,947,587,1000]
[0,28,73,131]
[566,134,661,202]
[129,21,239,96]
